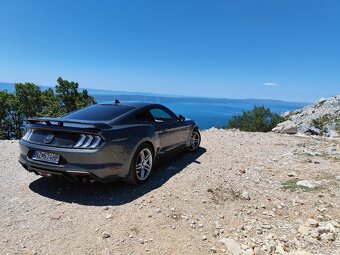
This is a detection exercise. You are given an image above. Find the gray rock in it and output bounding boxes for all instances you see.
[329,130,339,138]
[318,223,335,233]
[296,180,321,188]
[282,111,291,118]
[310,229,319,238]
[298,226,310,236]
[305,218,319,227]
[272,120,298,134]
[262,224,272,230]
[241,191,250,200]
[330,220,340,228]
[262,242,276,253]
[320,232,335,242]
[287,171,297,177]
[219,238,242,255]
[105,214,113,219]
[102,232,110,238]
[308,126,321,135]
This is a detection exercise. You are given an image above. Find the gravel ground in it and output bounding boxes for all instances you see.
[1,130,339,255]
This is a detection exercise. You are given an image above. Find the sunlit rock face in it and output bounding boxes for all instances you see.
[273,95,340,138]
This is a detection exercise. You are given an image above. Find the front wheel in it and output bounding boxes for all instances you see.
[126,144,153,185]
[187,129,201,152]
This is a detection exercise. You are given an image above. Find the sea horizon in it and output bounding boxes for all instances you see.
[0,82,310,104]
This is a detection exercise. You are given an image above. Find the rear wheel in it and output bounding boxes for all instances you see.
[126,144,153,185]
[187,129,201,152]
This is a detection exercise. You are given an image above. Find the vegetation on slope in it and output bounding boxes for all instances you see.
[225,106,285,132]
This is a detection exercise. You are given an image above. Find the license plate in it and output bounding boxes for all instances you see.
[32,151,60,164]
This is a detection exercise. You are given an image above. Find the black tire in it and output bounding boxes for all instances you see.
[126,144,154,185]
[187,129,201,152]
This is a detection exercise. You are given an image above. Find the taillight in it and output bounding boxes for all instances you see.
[74,135,102,148]
[22,129,33,141]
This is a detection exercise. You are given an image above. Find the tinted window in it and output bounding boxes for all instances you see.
[135,111,154,122]
[63,104,135,121]
[149,108,174,122]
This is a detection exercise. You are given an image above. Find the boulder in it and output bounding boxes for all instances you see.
[272,120,298,134]
[308,126,321,135]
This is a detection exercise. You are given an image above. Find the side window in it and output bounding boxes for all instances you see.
[149,108,174,122]
[135,111,154,122]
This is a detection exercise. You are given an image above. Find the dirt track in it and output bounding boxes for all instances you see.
[1,130,339,255]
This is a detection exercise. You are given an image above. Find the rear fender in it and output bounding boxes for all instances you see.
[102,125,158,164]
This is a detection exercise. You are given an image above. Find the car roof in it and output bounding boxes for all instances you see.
[59,101,174,124]
[99,101,153,108]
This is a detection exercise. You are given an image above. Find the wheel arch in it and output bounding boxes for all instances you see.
[130,138,157,162]
[139,141,155,156]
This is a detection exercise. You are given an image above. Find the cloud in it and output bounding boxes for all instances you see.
[263,82,280,87]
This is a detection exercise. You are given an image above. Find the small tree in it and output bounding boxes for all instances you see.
[55,77,96,114]
[76,89,96,109]
[40,88,61,117]
[225,106,284,132]
[0,90,11,139]
[0,91,22,139]
[15,83,43,118]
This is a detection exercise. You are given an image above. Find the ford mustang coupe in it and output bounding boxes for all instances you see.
[18,101,201,185]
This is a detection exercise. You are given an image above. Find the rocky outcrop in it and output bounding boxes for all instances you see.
[273,95,340,138]
[272,120,298,134]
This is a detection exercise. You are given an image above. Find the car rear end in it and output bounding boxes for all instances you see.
[18,118,130,183]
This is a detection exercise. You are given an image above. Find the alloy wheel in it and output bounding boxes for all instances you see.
[188,130,200,151]
[135,148,153,180]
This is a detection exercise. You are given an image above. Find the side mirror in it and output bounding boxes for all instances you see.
[178,114,185,122]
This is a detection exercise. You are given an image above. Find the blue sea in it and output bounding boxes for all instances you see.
[93,94,308,129]
[161,102,305,129]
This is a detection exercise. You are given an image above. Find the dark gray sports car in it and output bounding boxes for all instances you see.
[18,101,201,185]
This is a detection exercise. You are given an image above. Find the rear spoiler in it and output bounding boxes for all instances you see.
[26,117,112,129]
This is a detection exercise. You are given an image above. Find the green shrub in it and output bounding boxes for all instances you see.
[225,106,284,132]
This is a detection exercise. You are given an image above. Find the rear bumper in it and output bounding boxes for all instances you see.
[18,139,131,183]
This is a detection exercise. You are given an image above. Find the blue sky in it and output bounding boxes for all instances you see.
[0,0,339,102]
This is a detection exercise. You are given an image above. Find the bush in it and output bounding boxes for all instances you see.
[225,106,284,132]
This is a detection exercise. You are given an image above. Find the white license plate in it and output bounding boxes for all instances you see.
[32,151,60,164]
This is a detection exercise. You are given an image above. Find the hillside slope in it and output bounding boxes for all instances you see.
[273,95,340,138]
[1,130,339,255]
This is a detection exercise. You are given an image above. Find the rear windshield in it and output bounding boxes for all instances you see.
[62,104,135,121]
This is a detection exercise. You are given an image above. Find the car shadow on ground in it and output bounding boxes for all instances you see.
[29,147,206,206]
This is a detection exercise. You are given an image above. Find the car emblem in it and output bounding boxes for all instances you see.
[44,134,54,144]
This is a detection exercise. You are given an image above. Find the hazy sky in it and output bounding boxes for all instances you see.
[1,0,339,102]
